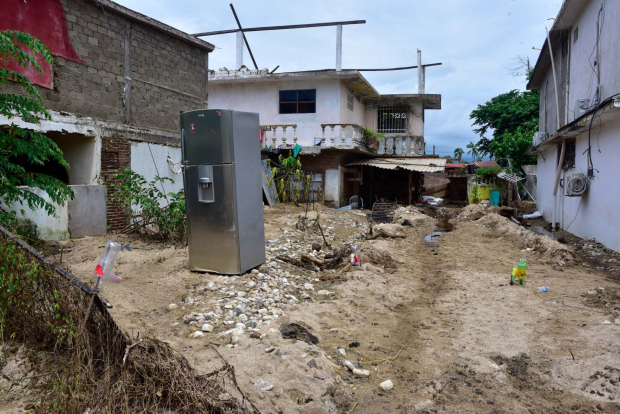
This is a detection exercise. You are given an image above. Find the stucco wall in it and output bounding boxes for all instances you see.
[536,117,620,252]
[339,83,365,126]
[209,79,342,147]
[569,0,620,122]
[5,188,69,240]
[52,133,100,185]
[130,142,183,195]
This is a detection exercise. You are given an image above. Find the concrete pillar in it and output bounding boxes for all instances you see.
[417,49,425,94]
[236,30,243,69]
[336,25,342,71]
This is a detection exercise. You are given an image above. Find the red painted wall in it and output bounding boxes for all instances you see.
[0,0,82,88]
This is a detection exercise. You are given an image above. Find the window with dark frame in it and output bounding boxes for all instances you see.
[560,139,576,170]
[279,90,316,114]
[574,26,578,43]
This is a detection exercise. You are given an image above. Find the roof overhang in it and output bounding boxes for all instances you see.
[364,94,441,110]
[348,157,446,173]
[527,0,588,90]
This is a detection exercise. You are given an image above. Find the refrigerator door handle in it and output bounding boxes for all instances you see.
[197,165,215,203]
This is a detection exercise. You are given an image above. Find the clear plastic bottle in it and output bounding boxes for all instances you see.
[537,286,549,293]
[92,241,121,293]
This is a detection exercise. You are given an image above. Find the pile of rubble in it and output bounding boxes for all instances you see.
[172,209,371,344]
[573,238,620,274]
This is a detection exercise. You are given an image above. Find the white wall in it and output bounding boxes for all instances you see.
[130,142,183,195]
[569,0,620,121]
[339,83,365,125]
[536,117,620,252]
[4,188,69,240]
[53,134,100,185]
[209,78,344,147]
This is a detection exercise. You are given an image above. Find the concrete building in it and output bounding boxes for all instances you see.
[527,0,620,252]
[1,0,214,238]
[208,67,442,207]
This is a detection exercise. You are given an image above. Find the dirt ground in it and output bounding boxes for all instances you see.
[4,202,620,413]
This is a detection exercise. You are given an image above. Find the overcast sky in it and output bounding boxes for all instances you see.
[117,0,562,157]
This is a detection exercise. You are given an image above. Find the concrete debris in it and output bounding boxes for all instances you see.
[168,303,178,311]
[343,359,370,377]
[380,379,394,390]
[254,378,274,391]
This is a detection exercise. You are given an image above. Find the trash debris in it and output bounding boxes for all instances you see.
[536,286,549,293]
[254,378,274,391]
[510,259,527,286]
[601,320,612,325]
[343,359,370,377]
[280,323,319,345]
[338,348,347,356]
[350,244,361,266]
[349,341,360,348]
[523,211,543,220]
[92,241,124,293]
[402,219,414,227]
[380,379,394,390]
[422,196,443,206]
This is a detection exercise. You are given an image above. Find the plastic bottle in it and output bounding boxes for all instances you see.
[93,241,121,293]
[537,286,549,293]
[351,245,361,266]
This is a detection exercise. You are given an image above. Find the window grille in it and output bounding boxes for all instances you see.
[377,106,407,133]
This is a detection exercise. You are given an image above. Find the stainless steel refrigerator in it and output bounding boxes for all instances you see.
[181,109,265,274]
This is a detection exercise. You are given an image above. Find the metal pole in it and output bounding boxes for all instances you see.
[336,24,342,71]
[545,27,561,131]
[230,4,258,69]
[236,30,243,69]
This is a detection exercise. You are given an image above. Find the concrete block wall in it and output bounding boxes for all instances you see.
[37,0,209,131]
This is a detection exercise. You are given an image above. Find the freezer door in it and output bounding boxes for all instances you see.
[185,164,240,274]
[181,109,233,165]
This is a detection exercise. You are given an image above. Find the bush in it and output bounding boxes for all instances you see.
[0,209,39,243]
[112,169,186,244]
[476,166,503,179]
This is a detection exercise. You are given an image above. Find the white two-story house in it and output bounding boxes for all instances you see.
[208,67,443,207]
[527,0,620,252]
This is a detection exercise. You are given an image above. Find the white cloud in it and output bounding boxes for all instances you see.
[114,0,563,154]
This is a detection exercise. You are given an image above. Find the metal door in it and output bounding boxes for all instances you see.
[184,164,240,274]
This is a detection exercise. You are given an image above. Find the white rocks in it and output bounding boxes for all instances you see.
[343,360,370,377]
[380,380,394,390]
[201,323,214,332]
[191,331,204,339]
[615,319,620,325]
[264,346,275,353]
[304,283,314,291]
[602,320,612,325]
[238,314,248,322]
[338,348,347,356]
[317,290,334,296]
[330,328,339,333]
[168,303,178,311]
[255,379,274,391]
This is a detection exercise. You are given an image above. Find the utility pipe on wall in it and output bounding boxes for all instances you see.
[545,26,561,132]
[552,140,566,231]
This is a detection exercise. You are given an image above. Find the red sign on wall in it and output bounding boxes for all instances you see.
[0,0,83,89]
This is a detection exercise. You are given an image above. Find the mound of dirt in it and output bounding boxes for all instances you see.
[395,206,436,227]
[459,203,499,220]
[361,240,398,270]
[476,213,576,265]
[581,286,620,315]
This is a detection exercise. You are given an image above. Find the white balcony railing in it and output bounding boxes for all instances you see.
[319,124,364,147]
[377,136,425,156]
[261,124,297,148]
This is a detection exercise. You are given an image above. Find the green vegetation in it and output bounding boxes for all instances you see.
[470,88,539,168]
[362,126,384,150]
[453,147,464,160]
[0,31,73,238]
[112,169,186,244]
[475,166,503,180]
[269,152,313,206]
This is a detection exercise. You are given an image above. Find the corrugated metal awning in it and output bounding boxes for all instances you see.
[347,158,446,173]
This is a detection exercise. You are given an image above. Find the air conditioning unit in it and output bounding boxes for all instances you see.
[565,173,588,197]
[574,99,590,118]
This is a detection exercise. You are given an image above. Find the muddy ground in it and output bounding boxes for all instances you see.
[3,203,620,413]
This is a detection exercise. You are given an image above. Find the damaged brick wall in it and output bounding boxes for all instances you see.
[100,137,131,231]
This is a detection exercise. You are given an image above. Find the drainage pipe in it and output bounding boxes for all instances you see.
[552,140,566,231]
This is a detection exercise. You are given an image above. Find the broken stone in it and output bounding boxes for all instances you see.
[201,323,214,332]
[313,370,328,380]
[380,379,394,390]
[168,303,178,311]
[338,348,346,356]
[255,379,274,391]
[317,290,334,296]
[264,346,275,353]
[191,331,204,339]
[343,359,370,377]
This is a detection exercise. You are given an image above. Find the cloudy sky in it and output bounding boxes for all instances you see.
[117,0,562,158]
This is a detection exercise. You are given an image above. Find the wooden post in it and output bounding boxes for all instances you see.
[408,171,413,205]
[123,21,132,124]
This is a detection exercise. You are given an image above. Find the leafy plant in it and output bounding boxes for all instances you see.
[0,30,74,228]
[0,209,39,243]
[269,153,313,206]
[470,88,539,168]
[112,169,186,244]
[453,147,464,160]
[475,166,503,179]
[361,126,384,150]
